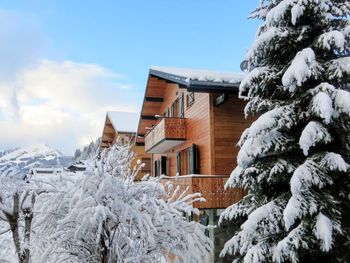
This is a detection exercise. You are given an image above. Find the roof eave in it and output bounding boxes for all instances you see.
[149,69,240,93]
[188,80,240,93]
[149,69,190,87]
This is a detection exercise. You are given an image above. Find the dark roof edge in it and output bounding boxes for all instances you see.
[149,69,189,86]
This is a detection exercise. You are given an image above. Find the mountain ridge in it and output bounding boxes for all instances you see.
[0,144,72,174]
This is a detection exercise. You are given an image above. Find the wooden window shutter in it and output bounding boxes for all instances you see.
[161,156,167,175]
[189,144,199,174]
[176,152,181,175]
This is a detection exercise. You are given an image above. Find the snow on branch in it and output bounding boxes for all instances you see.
[282,48,322,92]
[316,30,346,51]
[299,121,332,155]
[334,89,350,116]
[310,91,334,124]
[326,57,350,79]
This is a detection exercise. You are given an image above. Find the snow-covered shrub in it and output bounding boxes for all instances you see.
[0,167,52,263]
[36,142,212,263]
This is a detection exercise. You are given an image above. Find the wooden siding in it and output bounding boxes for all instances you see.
[211,93,253,176]
[131,145,151,180]
[152,83,212,176]
[137,76,168,141]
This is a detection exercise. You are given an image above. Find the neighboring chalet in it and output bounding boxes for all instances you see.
[66,163,86,173]
[101,111,139,147]
[101,111,151,178]
[136,67,253,262]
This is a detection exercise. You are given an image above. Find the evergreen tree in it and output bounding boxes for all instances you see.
[73,148,82,161]
[220,1,350,262]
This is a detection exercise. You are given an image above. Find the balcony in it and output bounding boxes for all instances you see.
[160,175,245,209]
[145,117,186,154]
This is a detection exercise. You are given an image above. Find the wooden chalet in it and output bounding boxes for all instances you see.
[136,67,255,262]
[136,67,254,210]
[101,111,151,177]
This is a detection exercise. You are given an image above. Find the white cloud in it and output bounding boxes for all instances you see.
[0,9,141,155]
[0,59,141,155]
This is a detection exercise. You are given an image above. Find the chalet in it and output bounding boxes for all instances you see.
[136,67,253,262]
[101,111,151,178]
[101,111,139,147]
[66,163,86,173]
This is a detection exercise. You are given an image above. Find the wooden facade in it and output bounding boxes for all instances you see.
[137,68,252,209]
[101,113,137,148]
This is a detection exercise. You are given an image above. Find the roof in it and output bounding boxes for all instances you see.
[107,111,139,133]
[149,66,244,92]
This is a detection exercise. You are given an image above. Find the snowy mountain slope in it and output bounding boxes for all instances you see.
[0,148,18,158]
[0,145,72,174]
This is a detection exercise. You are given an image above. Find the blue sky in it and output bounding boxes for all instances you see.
[0,1,261,154]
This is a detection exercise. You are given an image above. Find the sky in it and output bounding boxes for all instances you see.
[0,0,261,155]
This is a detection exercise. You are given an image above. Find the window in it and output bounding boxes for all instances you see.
[186,92,195,108]
[178,94,184,118]
[176,144,199,175]
[154,157,167,176]
[165,95,184,119]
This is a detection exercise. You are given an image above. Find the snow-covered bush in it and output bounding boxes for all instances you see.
[0,167,50,263]
[220,1,350,262]
[36,142,212,263]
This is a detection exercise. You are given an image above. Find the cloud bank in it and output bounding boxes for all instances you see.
[0,59,140,155]
[0,10,140,155]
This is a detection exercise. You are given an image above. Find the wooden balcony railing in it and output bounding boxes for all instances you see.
[145,117,186,153]
[160,175,245,209]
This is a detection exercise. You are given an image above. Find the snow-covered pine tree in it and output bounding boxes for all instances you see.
[220,1,350,262]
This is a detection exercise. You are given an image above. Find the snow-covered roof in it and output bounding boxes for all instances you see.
[149,66,244,89]
[107,111,139,133]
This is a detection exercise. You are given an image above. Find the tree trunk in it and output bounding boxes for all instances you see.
[23,194,35,263]
[100,223,110,263]
[10,193,25,263]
